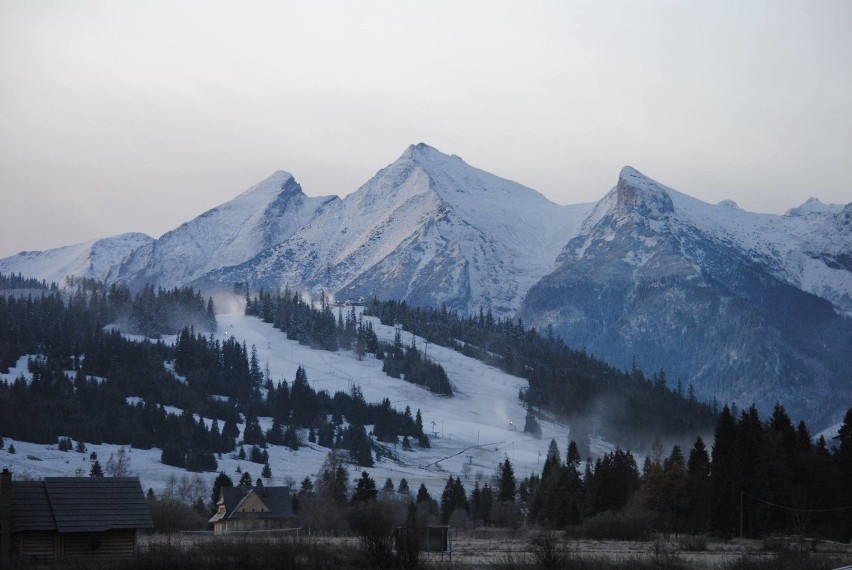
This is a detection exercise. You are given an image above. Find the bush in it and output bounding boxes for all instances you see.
[571,507,654,541]
[528,529,570,570]
[348,502,396,568]
[678,534,708,551]
[147,497,209,532]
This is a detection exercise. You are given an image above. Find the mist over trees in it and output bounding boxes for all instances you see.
[364,298,716,447]
[0,276,429,474]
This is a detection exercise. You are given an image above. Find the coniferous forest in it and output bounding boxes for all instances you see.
[246,288,453,395]
[364,298,717,449]
[0,276,429,473]
[2,275,851,543]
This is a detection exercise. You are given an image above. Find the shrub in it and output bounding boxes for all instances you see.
[528,529,570,570]
[678,534,708,551]
[348,501,396,568]
[571,507,654,541]
[146,497,209,532]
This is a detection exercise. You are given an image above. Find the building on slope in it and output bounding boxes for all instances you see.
[0,469,153,563]
[209,485,294,534]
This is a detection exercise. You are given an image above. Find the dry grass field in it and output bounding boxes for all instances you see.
[135,528,852,569]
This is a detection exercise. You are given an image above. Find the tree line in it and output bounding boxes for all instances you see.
[246,289,453,395]
[272,404,852,542]
[0,277,429,473]
[363,298,716,447]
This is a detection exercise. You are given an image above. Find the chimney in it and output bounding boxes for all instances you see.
[1,468,11,563]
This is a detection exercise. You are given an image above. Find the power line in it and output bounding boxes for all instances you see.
[742,491,852,513]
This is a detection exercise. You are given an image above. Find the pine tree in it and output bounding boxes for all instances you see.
[212,472,234,506]
[710,405,738,536]
[440,476,457,523]
[836,408,852,538]
[523,406,542,439]
[480,483,494,525]
[299,476,314,496]
[261,463,272,478]
[416,483,431,504]
[89,460,104,477]
[498,458,516,503]
[351,471,378,504]
[686,436,711,533]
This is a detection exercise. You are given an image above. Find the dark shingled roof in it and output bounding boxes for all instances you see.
[240,486,293,520]
[213,486,293,521]
[9,477,153,533]
[10,481,55,533]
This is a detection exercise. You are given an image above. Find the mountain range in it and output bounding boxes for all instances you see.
[2,143,850,428]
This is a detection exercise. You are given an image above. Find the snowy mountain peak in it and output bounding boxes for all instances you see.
[785,197,846,217]
[400,142,461,163]
[0,232,154,285]
[397,143,466,179]
[614,166,674,220]
[234,170,299,201]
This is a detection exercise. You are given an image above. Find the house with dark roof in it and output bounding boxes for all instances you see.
[0,469,153,562]
[209,485,294,534]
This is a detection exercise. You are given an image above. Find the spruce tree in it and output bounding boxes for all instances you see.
[300,476,314,496]
[416,483,431,504]
[398,478,410,495]
[710,405,738,536]
[498,458,516,503]
[351,471,378,504]
[212,472,234,506]
[686,436,711,533]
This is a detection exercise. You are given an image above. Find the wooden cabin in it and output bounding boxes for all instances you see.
[209,485,294,534]
[0,469,153,562]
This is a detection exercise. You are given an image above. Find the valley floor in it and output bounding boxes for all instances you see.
[135,530,852,569]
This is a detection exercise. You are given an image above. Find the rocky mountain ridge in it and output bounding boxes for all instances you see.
[2,145,849,427]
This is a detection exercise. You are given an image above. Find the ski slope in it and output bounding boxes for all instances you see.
[1,305,588,498]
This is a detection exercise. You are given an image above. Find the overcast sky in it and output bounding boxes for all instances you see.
[0,1,850,258]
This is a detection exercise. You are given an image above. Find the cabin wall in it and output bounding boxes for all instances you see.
[15,531,58,561]
[61,529,137,559]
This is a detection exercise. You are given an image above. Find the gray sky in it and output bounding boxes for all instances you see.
[1,1,850,259]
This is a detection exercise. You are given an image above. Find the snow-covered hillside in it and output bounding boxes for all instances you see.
[0,233,153,285]
[0,307,584,497]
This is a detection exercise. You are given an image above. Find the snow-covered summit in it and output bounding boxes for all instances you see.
[110,171,339,289]
[614,166,675,220]
[202,144,593,316]
[785,197,846,217]
[0,233,153,286]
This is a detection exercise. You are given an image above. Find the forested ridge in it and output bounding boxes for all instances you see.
[0,276,429,474]
[246,288,453,395]
[364,299,717,448]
